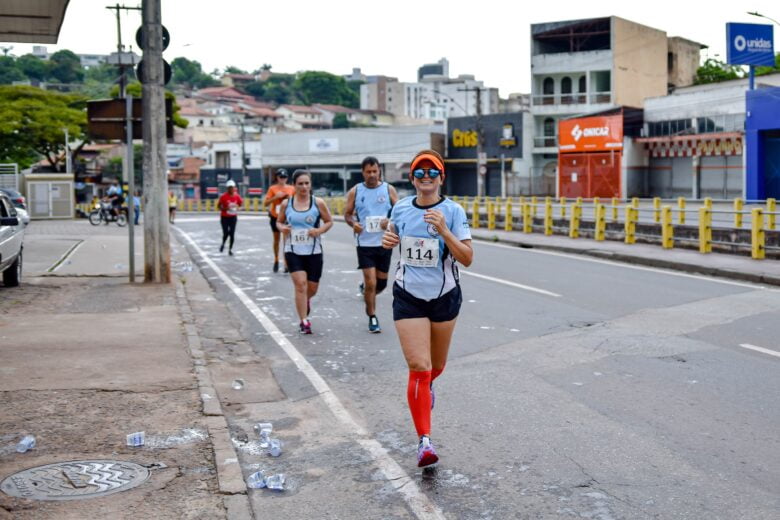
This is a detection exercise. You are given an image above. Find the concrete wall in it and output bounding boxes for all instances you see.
[612,17,667,108]
[667,37,702,89]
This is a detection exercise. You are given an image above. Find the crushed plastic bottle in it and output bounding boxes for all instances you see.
[268,438,282,457]
[253,422,273,448]
[16,435,36,453]
[126,431,145,447]
[231,379,245,390]
[246,470,266,489]
[265,473,285,491]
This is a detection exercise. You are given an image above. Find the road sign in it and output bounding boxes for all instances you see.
[136,59,172,85]
[87,98,173,140]
[726,23,775,66]
[135,25,170,51]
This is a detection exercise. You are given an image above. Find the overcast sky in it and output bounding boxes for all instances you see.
[4,0,779,96]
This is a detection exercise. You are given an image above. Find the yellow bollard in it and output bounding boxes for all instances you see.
[594,203,606,241]
[196,199,202,212]
[336,198,345,216]
[624,205,637,244]
[767,198,776,230]
[544,198,553,235]
[569,201,581,238]
[186,200,192,212]
[611,197,619,222]
[243,198,250,210]
[699,206,712,253]
[471,199,480,229]
[703,197,712,209]
[560,196,567,219]
[593,196,600,208]
[661,205,674,249]
[522,202,532,233]
[254,198,260,212]
[677,197,686,225]
[653,197,661,223]
[733,197,744,228]
[530,196,538,217]
[751,208,765,260]
[487,200,496,230]
[504,199,513,231]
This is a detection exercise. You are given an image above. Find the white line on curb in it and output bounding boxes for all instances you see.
[476,240,767,290]
[47,239,84,272]
[176,228,445,520]
[739,343,780,359]
[460,270,561,297]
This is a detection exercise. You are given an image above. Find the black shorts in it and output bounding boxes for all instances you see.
[392,283,462,322]
[356,246,392,273]
[269,215,279,233]
[285,252,323,282]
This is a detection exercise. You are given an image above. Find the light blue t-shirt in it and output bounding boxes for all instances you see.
[283,196,322,255]
[355,182,392,247]
[390,196,471,301]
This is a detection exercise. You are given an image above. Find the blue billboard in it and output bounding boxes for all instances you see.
[726,23,775,66]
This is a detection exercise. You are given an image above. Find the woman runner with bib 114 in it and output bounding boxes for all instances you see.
[382,149,473,467]
[276,170,333,334]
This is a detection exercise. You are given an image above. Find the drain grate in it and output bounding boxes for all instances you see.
[1,460,151,501]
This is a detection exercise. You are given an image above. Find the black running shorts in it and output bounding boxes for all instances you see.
[284,252,323,282]
[356,246,393,273]
[392,283,462,322]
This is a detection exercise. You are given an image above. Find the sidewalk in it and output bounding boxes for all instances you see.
[0,221,252,519]
[468,226,780,286]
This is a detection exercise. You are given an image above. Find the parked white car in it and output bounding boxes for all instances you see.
[0,192,24,287]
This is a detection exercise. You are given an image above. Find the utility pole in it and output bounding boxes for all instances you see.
[141,0,170,283]
[240,122,247,197]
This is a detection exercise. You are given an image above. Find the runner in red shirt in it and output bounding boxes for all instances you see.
[218,180,243,255]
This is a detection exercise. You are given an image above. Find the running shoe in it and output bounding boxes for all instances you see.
[300,320,312,335]
[368,315,381,333]
[417,436,439,468]
[229,249,233,256]
[219,243,224,253]
[273,261,279,273]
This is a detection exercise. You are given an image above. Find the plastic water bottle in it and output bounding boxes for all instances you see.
[126,431,145,447]
[268,438,282,457]
[246,471,266,489]
[265,473,285,491]
[231,379,245,390]
[253,422,273,436]
[16,435,36,453]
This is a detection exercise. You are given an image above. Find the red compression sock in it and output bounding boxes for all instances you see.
[431,366,445,382]
[407,370,432,437]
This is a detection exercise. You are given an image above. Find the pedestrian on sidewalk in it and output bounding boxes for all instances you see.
[168,191,178,224]
[344,156,398,333]
[275,170,333,334]
[264,169,296,273]
[133,191,141,225]
[218,180,242,255]
[381,149,473,468]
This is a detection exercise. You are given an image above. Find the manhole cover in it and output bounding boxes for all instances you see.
[1,460,151,501]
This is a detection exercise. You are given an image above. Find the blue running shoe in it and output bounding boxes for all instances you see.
[417,436,439,468]
[368,315,381,333]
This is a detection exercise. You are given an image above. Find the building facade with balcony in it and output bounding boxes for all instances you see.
[530,16,703,195]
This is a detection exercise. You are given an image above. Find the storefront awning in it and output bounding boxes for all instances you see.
[0,0,70,43]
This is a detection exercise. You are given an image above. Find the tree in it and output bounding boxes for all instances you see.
[755,53,780,76]
[170,57,218,89]
[332,113,350,129]
[16,54,48,82]
[243,81,265,98]
[694,58,744,85]
[224,65,247,74]
[293,71,359,107]
[109,81,189,129]
[0,85,86,169]
[0,56,24,84]
[48,50,84,84]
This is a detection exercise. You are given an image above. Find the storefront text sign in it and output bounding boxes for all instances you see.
[559,115,623,153]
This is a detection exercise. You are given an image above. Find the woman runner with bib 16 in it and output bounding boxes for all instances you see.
[382,149,473,468]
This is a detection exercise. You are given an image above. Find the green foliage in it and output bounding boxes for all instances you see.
[16,54,48,82]
[694,58,744,85]
[170,57,218,89]
[103,144,144,186]
[293,71,359,107]
[224,65,247,74]
[332,113,350,129]
[243,81,265,98]
[0,85,86,169]
[0,56,25,84]
[755,53,780,76]
[108,81,188,129]
[48,50,84,84]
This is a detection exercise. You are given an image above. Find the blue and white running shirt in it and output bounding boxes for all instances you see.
[283,196,322,255]
[390,196,471,301]
[355,182,392,247]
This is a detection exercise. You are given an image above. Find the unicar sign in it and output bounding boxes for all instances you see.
[726,23,775,66]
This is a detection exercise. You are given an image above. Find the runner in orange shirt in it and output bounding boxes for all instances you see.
[264,169,296,272]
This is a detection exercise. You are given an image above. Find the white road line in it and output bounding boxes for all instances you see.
[475,240,766,290]
[739,343,780,359]
[47,239,84,272]
[176,229,445,520]
[460,270,561,297]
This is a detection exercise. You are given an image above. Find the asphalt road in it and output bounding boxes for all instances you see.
[175,214,779,520]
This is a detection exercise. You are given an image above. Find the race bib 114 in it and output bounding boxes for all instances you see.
[400,236,439,267]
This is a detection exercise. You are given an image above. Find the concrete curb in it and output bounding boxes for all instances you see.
[471,233,780,287]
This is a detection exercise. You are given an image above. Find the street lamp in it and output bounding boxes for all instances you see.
[747,11,780,26]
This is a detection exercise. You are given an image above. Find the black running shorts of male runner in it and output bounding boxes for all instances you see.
[269,215,279,233]
[284,252,324,282]
[392,283,462,322]
[356,246,393,272]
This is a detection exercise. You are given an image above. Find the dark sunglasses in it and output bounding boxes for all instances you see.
[412,168,442,179]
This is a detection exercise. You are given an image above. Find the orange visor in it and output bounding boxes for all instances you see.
[410,153,445,175]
